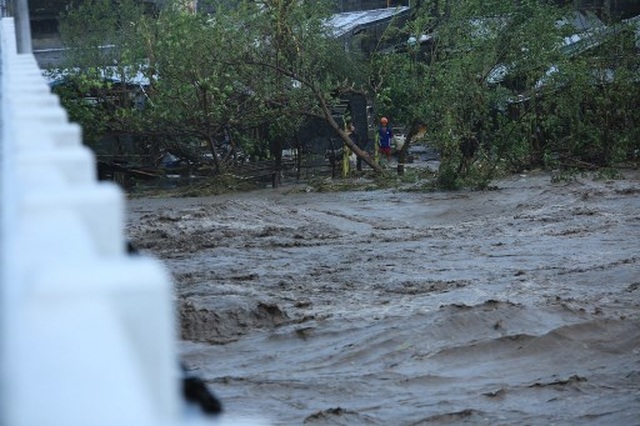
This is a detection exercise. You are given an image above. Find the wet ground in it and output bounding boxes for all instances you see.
[127,169,640,425]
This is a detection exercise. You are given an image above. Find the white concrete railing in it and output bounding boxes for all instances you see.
[0,17,215,426]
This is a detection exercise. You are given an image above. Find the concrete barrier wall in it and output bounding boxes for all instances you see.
[0,17,182,426]
[0,16,270,425]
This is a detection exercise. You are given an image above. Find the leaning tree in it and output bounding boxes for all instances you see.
[234,0,386,179]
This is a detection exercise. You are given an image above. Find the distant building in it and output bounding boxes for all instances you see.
[28,0,640,67]
[30,0,161,67]
[328,7,412,55]
[335,0,412,12]
[556,0,640,20]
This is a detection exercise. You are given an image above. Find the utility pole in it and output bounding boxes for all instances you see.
[11,0,32,53]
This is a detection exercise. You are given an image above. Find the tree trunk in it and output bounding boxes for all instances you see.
[296,140,302,181]
[324,113,385,174]
[208,137,222,174]
[270,139,283,188]
[396,121,425,176]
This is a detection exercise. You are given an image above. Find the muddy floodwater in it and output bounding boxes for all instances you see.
[127,170,640,425]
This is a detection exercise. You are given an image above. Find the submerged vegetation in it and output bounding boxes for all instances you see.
[54,0,640,192]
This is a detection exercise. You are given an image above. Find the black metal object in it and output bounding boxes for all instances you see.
[181,364,223,415]
[296,93,368,156]
[126,242,223,415]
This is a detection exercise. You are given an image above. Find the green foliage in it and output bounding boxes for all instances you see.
[374,0,640,189]
[142,4,268,158]
[55,0,151,151]
[304,165,439,193]
[56,0,367,175]
[59,0,145,66]
[57,0,639,189]
[130,173,265,198]
[540,29,640,167]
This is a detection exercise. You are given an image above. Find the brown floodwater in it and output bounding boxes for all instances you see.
[127,170,640,425]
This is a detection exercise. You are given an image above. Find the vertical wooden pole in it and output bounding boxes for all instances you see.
[374,130,380,164]
[342,121,350,178]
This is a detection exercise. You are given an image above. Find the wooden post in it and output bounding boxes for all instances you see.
[342,121,350,177]
[374,131,380,164]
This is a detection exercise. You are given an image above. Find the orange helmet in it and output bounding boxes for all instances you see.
[380,117,389,125]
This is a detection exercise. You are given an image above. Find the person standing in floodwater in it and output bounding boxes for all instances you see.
[378,117,393,162]
[348,121,364,171]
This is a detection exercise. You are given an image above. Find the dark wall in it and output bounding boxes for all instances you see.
[609,0,640,19]
[28,0,67,35]
[29,0,67,20]
[296,94,369,154]
[336,0,411,12]
[343,93,369,148]
[556,0,640,19]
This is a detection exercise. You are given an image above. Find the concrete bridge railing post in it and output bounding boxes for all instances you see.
[0,16,187,426]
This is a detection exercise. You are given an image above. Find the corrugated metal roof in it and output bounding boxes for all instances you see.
[44,66,151,87]
[327,7,410,37]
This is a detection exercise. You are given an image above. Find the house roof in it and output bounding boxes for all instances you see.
[44,66,151,87]
[327,6,410,38]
